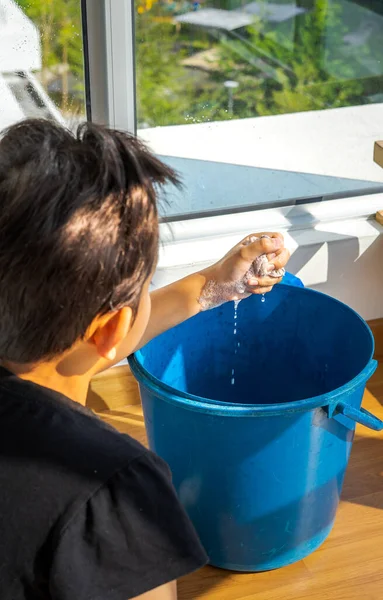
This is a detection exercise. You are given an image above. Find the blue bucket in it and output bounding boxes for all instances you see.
[129,284,382,572]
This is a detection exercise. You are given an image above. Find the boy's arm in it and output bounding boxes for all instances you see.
[138,271,208,349]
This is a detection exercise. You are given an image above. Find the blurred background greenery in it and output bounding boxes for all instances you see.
[16,0,383,127]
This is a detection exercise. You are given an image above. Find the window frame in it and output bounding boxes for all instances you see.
[83,0,136,132]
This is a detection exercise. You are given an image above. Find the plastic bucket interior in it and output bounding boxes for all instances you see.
[129,284,381,571]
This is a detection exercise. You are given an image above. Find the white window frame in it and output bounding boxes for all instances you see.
[84,0,136,132]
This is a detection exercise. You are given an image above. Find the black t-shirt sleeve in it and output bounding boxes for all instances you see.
[49,452,208,600]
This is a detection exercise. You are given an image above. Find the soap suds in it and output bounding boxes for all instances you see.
[198,280,241,311]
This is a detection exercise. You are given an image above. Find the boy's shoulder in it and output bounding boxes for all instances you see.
[0,366,154,509]
[0,366,147,465]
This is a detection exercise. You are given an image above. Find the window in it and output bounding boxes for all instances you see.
[133,0,383,219]
[1,1,383,221]
[0,0,85,131]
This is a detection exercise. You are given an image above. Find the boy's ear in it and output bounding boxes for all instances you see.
[88,307,133,361]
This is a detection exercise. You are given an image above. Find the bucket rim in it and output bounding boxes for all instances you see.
[128,286,375,417]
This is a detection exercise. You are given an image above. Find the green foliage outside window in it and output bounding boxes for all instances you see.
[15,0,382,126]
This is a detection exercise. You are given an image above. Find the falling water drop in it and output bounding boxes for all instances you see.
[231,300,241,385]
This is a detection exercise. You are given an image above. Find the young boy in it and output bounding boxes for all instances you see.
[0,119,289,600]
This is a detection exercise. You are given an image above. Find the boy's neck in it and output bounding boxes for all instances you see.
[2,347,98,406]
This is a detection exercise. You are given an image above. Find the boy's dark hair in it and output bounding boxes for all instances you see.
[0,119,179,364]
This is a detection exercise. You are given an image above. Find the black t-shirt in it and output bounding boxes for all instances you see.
[0,367,207,599]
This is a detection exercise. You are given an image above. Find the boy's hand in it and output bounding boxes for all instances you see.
[199,233,290,309]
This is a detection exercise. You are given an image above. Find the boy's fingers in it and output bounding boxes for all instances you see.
[240,234,284,262]
[240,232,284,245]
[246,276,283,288]
[268,247,290,271]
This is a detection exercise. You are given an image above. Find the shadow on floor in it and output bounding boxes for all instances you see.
[342,435,383,509]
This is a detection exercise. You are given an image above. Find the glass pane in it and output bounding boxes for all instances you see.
[135,0,383,218]
[0,0,85,131]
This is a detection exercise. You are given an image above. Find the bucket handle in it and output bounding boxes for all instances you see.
[326,359,383,432]
[334,402,383,432]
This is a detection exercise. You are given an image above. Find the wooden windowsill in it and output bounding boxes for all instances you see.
[374,141,383,169]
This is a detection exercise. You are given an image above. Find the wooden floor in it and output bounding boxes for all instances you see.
[87,326,383,600]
